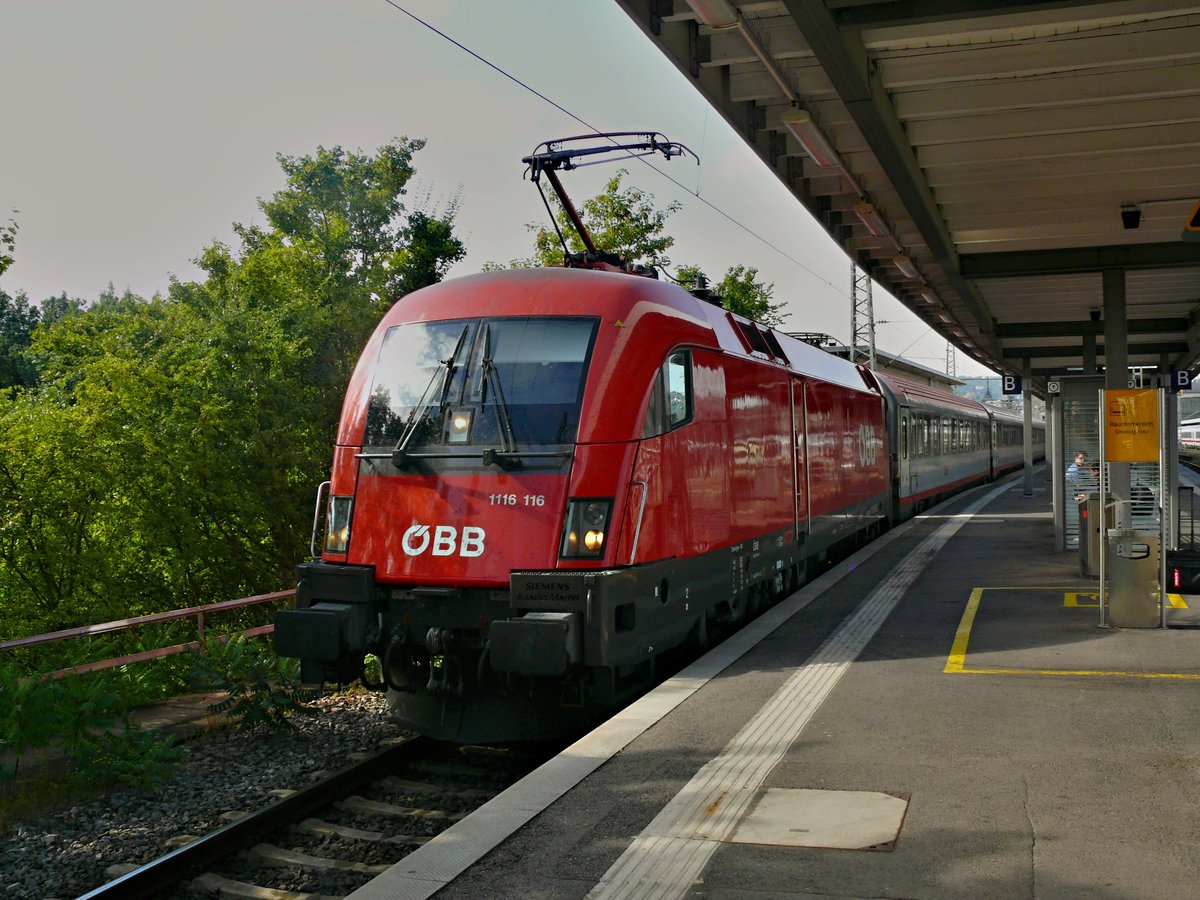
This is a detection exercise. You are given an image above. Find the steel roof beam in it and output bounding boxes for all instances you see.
[962,243,1200,278]
[1003,341,1188,358]
[828,0,1117,30]
[780,0,1001,358]
[995,318,1189,338]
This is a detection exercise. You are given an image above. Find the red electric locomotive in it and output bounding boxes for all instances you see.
[275,265,892,740]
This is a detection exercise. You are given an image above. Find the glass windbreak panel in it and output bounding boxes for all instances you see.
[364,316,598,450]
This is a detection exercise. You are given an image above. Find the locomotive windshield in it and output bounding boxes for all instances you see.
[363,316,599,450]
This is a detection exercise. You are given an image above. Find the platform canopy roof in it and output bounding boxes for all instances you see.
[616,0,1200,390]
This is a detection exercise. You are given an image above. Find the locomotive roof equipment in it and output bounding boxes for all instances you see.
[521,132,696,274]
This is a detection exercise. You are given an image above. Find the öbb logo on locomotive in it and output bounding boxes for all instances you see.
[401,524,486,558]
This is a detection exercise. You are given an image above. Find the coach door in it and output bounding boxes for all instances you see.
[792,380,810,543]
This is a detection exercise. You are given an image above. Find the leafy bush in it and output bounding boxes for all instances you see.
[0,663,181,789]
[0,668,62,774]
[189,634,318,732]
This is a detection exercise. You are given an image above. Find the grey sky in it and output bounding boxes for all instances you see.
[1,0,985,376]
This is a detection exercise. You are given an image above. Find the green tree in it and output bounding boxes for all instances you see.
[0,212,16,279]
[714,264,788,327]
[251,140,463,309]
[0,289,40,390]
[0,138,465,636]
[675,263,788,328]
[39,292,88,327]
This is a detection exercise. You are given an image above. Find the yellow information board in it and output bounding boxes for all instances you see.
[1104,389,1159,462]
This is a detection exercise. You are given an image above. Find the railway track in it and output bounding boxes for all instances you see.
[78,735,554,899]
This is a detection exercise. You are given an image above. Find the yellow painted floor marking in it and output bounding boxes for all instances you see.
[943,587,982,674]
[1064,592,1189,609]
[945,587,1200,680]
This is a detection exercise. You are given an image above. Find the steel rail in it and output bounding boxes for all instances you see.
[75,737,430,900]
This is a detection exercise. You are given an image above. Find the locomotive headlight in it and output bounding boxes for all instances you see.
[561,498,612,559]
[447,408,473,444]
[324,495,354,554]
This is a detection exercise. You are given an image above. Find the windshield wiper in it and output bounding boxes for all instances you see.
[478,324,520,468]
[482,357,517,452]
[391,324,469,467]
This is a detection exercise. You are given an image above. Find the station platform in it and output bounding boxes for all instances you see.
[351,469,1200,900]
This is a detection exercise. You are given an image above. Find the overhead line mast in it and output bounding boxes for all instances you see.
[851,261,876,370]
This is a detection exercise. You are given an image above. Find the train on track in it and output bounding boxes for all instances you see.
[274,265,1045,741]
[274,134,1045,742]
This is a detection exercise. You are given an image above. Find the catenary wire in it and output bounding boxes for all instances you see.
[380,0,848,300]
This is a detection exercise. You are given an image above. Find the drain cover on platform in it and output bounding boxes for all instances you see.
[728,788,909,851]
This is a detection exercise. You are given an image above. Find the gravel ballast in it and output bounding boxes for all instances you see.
[0,691,405,899]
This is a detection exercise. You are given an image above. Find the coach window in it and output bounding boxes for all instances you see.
[901,414,909,459]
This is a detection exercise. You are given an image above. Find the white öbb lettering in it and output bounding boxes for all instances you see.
[402,524,486,558]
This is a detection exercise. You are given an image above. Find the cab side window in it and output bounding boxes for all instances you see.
[643,350,693,438]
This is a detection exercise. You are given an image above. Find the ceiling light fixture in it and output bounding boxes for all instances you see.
[893,255,919,279]
[780,108,841,168]
[683,0,739,28]
[853,201,889,238]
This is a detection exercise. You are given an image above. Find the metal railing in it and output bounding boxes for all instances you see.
[0,590,295,681]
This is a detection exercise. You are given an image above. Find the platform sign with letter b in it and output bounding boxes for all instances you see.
[1002,375,1022,395]
[1172,369,1191,393]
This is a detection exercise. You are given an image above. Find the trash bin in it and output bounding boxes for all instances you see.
[1079,493,1111,579]
[1105,529,1160,627]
